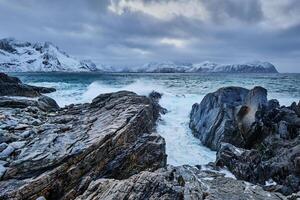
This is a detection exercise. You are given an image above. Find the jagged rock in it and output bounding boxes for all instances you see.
[189,86,268,150]
[37,96,59,112]
[191,86,300,195]
[0,73,56,97]
[0,96,59,112]
[0,91,166,200]
[149,91,168,116]
[76,165,284,200]
[0,97,37,108]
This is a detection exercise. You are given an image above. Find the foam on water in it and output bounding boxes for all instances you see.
[24,73,300,166]
[157,93,216,166]
[31,79,216,165]
[81,80,217,165]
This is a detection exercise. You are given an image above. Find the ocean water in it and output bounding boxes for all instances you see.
[11,72,300,166]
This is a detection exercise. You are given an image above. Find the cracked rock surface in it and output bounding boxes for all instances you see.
[190,86,300,195]
[0,91,166,200]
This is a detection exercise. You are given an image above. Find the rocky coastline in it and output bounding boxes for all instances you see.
[0,73,299,199]
[190,86,300,196]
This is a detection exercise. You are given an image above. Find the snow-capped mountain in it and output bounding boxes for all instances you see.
[189,61,278,73]
[0,38,278,73]
[126,61,278,73]
[136,61,193,73]
[0,38,100,72]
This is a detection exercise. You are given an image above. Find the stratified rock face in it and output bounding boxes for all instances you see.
[76,165,283,200]
[189,86,267,150]
[0,91,166,200]
[190,86,300,195]
[0,73,56,97]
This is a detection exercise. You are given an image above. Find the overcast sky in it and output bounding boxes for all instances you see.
[0,0,300,72]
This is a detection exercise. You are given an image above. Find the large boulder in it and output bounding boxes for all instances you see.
[189,86,267,150]
[0,72,56,97]
[37,95,59,111]
[190,86,300,195]
[216,103,300,195]
[0,91,166,200]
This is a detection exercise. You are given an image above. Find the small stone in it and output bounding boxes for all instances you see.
[20,130,34,138]
[0,143,8,152]
[22,119,29,124]
[31,119,41,126]
[14,124,29,130]
[0,145,15,159]
[10,141,26,149]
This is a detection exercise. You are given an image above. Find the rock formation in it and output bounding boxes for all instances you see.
[0,72,56,97]
[76,165,284,200]
[190,86,300,195]
[0,73,294,199]
[0,90,166,199]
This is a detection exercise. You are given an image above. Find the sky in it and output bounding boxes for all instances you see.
[0,0,300,72]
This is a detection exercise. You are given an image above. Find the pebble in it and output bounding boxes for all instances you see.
[14,124,30,130]
[22,119,29,124]
[0,145,15,159]
[10,141,26,149]
[31,119,41,126]
[0,143,8,152]
[20,130,34,138]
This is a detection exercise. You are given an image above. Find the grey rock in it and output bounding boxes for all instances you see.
[0,145,14,159]
[191,86,300,195]
[0,143,8,152]
[0,164,6,179]
[0,73,56,97]
[189,86,265,150]
[10,141,26,149]
[0,91,166,200]
[0,97,37,108]
[76,165,283,200]
[37,95,59,112]
[20,130,33,138]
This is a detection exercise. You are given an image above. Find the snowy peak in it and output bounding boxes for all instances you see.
[129,61,278,73]
[0,38,278,73]
[0,38,99,72]
[138,61,193,73]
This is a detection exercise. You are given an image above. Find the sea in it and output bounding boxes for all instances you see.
[10,72,300,166]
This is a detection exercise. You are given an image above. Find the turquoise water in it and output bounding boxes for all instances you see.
[10,72,300,166]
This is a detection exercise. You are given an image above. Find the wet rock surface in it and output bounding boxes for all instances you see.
[76,165,284,200]
[190,86,300,195]
[1,73,296,199]
[189,86,267,150]
[0,73,56,97]
[0,91,166,200]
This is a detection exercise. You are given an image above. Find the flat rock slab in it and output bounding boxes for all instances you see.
[76,165,284,200]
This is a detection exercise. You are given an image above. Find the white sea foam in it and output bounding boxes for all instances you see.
[81,80,216,165]
[26,75,300,167]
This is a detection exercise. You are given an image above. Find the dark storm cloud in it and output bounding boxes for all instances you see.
[202,0,264,23]
[0,0,299,72]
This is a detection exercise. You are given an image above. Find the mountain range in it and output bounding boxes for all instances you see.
[0,38,278,73]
